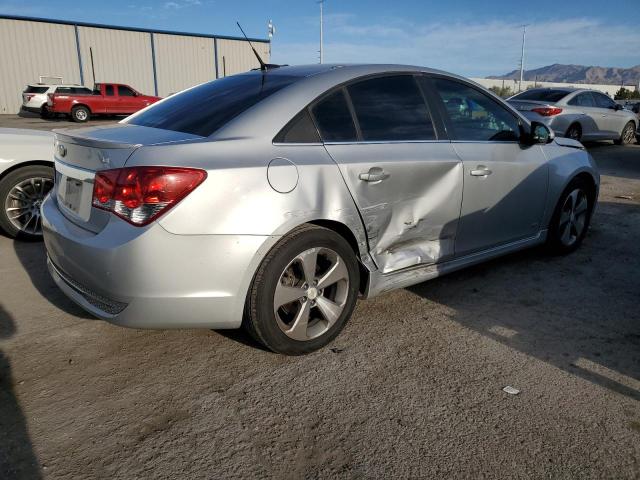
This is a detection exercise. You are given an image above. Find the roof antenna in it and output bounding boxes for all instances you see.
[236,22,267,71]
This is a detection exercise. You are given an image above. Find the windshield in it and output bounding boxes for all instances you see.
[126,73,301,137]
[510,89,570,103]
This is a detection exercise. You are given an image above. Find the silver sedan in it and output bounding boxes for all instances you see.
[42,64,599,354]
[508,87,637,144]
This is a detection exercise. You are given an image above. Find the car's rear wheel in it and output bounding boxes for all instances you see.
[546,177,593,254]
[40,105,52,119]
[71,105,90,123]
[565,123,582,142]
[615,121,635,145]
[0,165,54,240]
[243,224,360,355]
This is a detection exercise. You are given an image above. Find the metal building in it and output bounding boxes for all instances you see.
[0,15,270,114]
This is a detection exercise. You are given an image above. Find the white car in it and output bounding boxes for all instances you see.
[22,84,92,118]
[0,128,54,239]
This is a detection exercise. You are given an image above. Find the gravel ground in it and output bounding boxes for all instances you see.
[0,117,639,479]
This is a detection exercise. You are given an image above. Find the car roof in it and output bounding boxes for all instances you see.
[246,63,455,80]
[28,83,86,87]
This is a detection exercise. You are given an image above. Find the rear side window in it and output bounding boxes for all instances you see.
[511,89,569,102]
[118,86,135,96]
[310,90,358,142]
[24,86,48,94]
[432,78,519,142]
[274,110,320,143]
[568,93,595,107]
[347,75,436,141]
[126,73,300,137]
[105,85,114,96]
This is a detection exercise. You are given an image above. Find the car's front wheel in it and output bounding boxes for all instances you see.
[243,224,360,355]
[615,121,636,145]
[0,165,54,240]
[546,177,594,254]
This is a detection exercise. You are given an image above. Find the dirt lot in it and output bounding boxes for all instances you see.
[1,115,639,479]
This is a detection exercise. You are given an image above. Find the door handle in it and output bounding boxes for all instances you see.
[359,168,390,183]
[470,166,492,177]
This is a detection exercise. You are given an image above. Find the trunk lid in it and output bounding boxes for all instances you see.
[53,124,202,232]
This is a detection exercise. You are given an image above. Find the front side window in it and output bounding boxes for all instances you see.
[568,93,595,107]
[346,75,436,141]
[432,78,519,142]
[310,90,358,142]
[126,73,300,137]
[118,86,135,97]
[593,92,616,109]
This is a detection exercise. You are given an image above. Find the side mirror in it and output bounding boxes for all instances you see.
[521,121,554,145]
[611,104,623,111]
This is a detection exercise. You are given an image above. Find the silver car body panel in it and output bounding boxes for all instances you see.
[42,64,600,329]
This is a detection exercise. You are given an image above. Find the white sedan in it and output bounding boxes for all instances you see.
[0,128,54,239]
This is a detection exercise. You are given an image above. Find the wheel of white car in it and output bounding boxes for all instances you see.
[0,165,54,240]
[615,121,635,145]
[546,177,593,254]
[71,105,90,123]
[243,224,360,355]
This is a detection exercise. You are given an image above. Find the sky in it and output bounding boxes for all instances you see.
[1,0,639,77]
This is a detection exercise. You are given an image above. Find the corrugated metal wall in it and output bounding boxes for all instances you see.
[217,38,270,77]
[154,34,216,97]
[0,19,81,113]
[0,16,270,114]
[77,26,156,95]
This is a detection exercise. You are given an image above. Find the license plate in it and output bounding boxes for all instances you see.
[63,178,83,213]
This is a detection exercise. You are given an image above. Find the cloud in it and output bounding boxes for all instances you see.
[273,17,640,77]
[164,0,202,9]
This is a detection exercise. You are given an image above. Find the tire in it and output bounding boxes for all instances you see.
[615,121,635,145]
[39,105,52,119]
[0,165,54,240]
[565,123,582,142]
[71,105,90,123]
[546,177,594,255]
[243,224,360,355]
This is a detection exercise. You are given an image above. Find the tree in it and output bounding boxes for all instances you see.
[488,85,513,98]
[614,87,640,100]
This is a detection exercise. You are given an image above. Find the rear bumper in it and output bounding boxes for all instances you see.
[21,105,44,114]
[42,194,276,329]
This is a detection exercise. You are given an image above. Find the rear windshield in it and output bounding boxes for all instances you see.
[510,89,569,102]
[24,86,48,94]
[126,73,300,137]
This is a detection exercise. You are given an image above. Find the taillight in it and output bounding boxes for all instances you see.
[532,107,563,116]
[47,93,54,105]
[25,94,35,101]
[92,166,207,226]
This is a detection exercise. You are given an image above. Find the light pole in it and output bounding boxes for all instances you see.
[519,24,528,91]
[268,19,275,60]
[318,0,324,64]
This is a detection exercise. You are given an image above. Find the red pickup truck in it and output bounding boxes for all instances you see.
[47,83,161,122]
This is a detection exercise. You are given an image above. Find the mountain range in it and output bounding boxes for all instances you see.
[489,64,640,86]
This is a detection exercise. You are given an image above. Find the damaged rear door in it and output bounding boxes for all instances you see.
[313,74,463,273]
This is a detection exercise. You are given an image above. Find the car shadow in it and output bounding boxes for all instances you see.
[0,304,42,479]
[406,200,640,402]
[12,241,91,318]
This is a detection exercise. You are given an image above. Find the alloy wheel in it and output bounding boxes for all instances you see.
[274,247,349,341]
[4,177,53,236]
[622,124,635,144]
[558,188,588,247]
